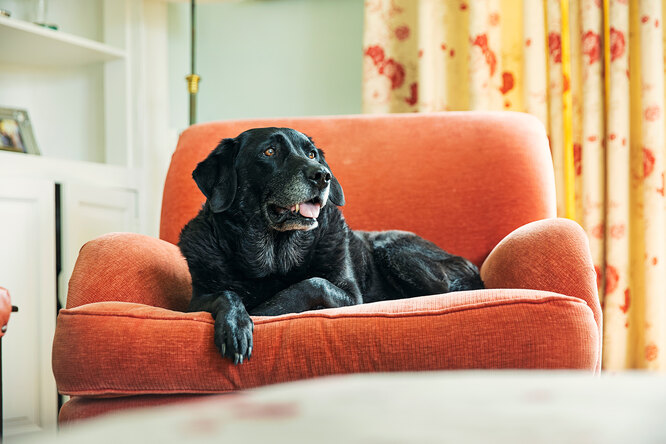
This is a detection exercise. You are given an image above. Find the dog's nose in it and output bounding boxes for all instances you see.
[306,165,331,189]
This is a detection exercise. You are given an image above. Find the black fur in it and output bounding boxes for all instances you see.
[179,127,484,364]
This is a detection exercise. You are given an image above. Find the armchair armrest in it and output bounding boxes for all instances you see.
[480,218,602,371]
[66,233,192,312]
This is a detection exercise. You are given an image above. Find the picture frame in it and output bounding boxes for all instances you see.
[0,107,40,155]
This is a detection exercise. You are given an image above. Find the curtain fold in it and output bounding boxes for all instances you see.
[636,0,665,370]
[362,0,666,370]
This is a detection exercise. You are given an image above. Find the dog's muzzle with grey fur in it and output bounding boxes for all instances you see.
[264,162,332,232]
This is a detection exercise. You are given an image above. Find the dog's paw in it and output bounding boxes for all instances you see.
[214,309,254,364]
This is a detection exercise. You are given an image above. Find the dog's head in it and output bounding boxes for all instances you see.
[193,127,345,232]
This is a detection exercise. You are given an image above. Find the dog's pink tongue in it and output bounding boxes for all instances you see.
[299,202,321,219]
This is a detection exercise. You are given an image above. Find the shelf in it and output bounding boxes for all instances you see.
[0,16,125,67]
[0,150,140,189]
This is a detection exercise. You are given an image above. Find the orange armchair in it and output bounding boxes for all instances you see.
[52,112,601,423]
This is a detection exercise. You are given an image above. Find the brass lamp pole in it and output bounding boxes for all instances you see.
[186,0,200,126]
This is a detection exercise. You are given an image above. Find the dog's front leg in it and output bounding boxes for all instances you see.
[189,290,253,364]
[249,277,358,316]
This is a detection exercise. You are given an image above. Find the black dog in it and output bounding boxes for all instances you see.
[179,128,483,364]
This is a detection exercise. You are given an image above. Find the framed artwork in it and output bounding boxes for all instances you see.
[0,108,40,155]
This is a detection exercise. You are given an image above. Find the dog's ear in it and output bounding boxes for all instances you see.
[329,174,345,207]
[192,138,238,213]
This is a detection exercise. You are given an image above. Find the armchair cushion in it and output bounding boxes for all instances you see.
[53,290,597,397]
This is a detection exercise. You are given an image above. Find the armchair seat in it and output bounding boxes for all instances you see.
[52,112,601,423]
[54,287,596,398]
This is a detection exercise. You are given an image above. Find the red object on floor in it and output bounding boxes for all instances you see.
[0,287,11,338]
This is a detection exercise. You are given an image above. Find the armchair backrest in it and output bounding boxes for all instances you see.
[160,112,555,266]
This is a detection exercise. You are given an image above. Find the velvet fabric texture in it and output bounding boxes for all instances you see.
[160,112,556,267]
[52,112,601,422]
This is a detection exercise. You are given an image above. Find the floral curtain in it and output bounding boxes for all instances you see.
[362,0,666,370]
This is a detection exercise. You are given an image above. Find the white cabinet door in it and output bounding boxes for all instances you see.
[58,183,138,308]
[0,177,58,438]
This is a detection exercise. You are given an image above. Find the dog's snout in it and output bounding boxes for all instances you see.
[306,165,331,189]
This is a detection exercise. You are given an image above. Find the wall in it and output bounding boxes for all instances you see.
[167,0,364,130]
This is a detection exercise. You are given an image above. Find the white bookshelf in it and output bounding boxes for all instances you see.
[0,0,131,165]
[0,1,152,437]
[0,15,126,67]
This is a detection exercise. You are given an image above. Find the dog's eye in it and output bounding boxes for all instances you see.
[308,150,317,159]
[264,147,276,157]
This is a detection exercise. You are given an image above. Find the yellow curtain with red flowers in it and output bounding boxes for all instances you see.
[362,0,666,371]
